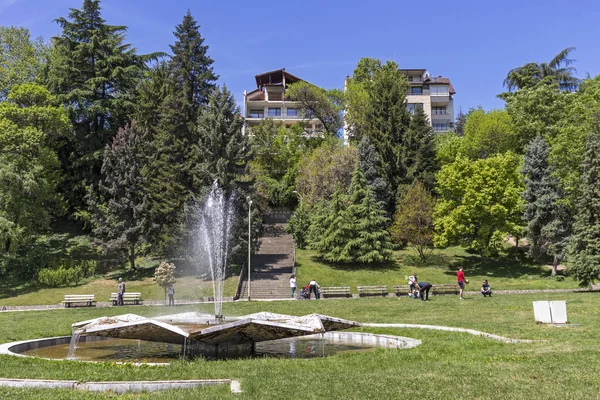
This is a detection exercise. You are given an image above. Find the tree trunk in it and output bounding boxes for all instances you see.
[129,244,136,270]
[164,286,167,305]
[551,254,559,277]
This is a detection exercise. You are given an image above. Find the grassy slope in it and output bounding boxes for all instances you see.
[0,263,239,307]
[295,246,579,292]
[0,293,599,399]
[0,246,579,306]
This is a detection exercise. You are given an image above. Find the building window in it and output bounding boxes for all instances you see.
[430,85,449,96]
[406,103,424,114]
[287,108,297,117]
[432,106,447,115]
[249,109,264,118]
[432,122,450,132]
[410,87,422,95]
[268,108,281,116]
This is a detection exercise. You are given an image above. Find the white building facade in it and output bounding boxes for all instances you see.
[242,69,323,136]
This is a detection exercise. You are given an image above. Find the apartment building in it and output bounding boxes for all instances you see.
[401,69,455,132]
[242,68,324,135]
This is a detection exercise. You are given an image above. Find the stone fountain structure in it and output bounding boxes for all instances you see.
[70,312,361,357]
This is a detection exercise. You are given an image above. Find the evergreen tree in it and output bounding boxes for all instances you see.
[522,136,571,275]
[193,85,246,191]
[345,59,411,208]
[357,135,391,213]
[89,122,149,270]
[401,108,437,193]
[191,85,251,265]
[308,187,353,263]
[44,0,153,211]
[169,10,218,119]
[344,165,393,263]
[455,108,467,136]
[569,125,600,286]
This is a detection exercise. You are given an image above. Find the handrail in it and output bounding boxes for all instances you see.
[233,261,246,301]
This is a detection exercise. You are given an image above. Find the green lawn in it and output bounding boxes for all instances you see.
[0,262,240,307]
[295,246,579,292]
[0,292,599,399]
[0,246,580,307]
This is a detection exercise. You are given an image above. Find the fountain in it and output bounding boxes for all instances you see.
[188,180,235,319]
[0,182,422,362]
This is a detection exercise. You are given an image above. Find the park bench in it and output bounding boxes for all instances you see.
[357,285,388,297]
[109,292,143,306]
[62,294,96,308]
[432,284,459,295]
[320,286,352,298]
[393,285,411,296]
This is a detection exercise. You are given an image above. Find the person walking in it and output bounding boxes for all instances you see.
[309,279,320,300]
[290,275,297,299]
[417,281,433,301]
[117,278,125,306]
[168,284,175,306]
[457,267,467,300]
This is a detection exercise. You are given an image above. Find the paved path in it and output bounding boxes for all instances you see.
[1,288,596,313]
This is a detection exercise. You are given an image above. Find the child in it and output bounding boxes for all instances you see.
[481,280,492,297]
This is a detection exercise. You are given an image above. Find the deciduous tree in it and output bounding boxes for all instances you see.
[391,182,435,260]
[434,153,525,255]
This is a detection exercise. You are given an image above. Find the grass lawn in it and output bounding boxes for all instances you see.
[295,246,580,292]
[0,262,240,307]
[0,292,599,399]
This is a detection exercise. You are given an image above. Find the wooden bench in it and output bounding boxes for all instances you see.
[63,294,96,308]
[320,287,352,298]
[432,284,459,295]
[393,285,412,296]
[109,292,143,305]
[357,285,388,297]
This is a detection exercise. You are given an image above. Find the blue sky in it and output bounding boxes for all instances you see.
[1,0,598,114]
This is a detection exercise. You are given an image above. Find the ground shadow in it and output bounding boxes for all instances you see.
[305,255,399,272]
[440,248,554,279]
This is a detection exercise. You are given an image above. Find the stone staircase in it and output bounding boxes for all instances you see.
[239,222,294,300]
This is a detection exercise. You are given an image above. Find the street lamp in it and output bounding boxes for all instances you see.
[246,196,252,300]
[292,190,303,210]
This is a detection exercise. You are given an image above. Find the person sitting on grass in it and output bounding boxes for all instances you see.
[481,280,492,297]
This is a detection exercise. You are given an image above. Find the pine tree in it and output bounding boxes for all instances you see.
[358,135,391,214]
[401,108,437,193]
[193,86,246,192]
[344,164,393,263]
[44,0,153,211]
[308,187,353,263]
[89,121,149,270]
[569,125,600,286]
[169,10,217,119]
[455,108,467,136]
[522,136,572,275]
[191,85,251,265]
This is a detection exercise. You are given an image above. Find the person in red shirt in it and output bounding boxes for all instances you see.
[457,267,466,300]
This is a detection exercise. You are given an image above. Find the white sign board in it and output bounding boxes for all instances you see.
[549,301,568,324]
[533,300,567,324]
[533,301,552,323]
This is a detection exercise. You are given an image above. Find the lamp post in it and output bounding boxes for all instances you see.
[246,196,252,300]
[292,190,303,210]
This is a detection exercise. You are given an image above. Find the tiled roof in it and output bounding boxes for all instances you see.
[425,77,456,94]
